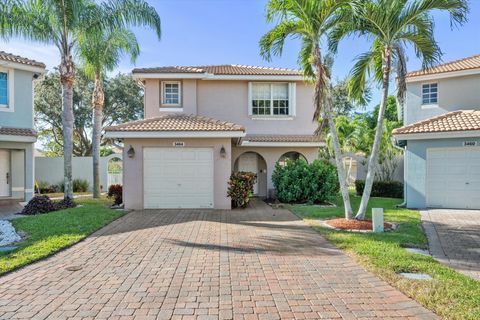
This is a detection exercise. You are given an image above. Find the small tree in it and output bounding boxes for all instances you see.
[330,0,469,219]
[260,0,355,219]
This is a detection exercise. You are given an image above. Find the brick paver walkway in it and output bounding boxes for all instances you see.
[0,202,436,319]
[421,209,480,281]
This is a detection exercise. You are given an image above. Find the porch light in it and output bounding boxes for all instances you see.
[127,145,135,158]
[220,146,226,158]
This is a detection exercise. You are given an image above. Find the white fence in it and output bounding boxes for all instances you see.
[35,154,123,192]
[107,172,123,187]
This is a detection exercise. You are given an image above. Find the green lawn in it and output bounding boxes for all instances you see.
[289,195,480,320]
[0,197,124,275]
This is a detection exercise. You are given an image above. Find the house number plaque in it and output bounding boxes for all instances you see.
[463,141,477,147]
[173,141,185,147]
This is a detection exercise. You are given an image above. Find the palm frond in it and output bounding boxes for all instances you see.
[347,50,376,105]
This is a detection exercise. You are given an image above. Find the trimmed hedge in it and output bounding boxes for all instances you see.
[227,172,257,208]
[272,159,338,204]
[355,180,403,198]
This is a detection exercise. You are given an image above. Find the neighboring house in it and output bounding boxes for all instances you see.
[393,54,480,210]
[105,65,323,209]
[0,52,45,202]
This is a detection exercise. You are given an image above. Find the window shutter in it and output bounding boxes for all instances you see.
[248,82,253,116]
[289,83,296,116]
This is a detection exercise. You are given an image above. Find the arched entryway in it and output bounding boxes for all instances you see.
[107,156,123,188]
[234,152,268,198]
[277,151,308,167]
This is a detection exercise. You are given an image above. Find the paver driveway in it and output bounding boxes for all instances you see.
[421,209,480,281]
[0,201,436,320]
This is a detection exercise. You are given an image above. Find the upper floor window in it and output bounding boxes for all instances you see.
[422,83,438,105]
[161,81,181,107]
[0,72,8,107]
[249,82,295,117]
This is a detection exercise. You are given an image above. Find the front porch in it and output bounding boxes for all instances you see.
[232,146,318,198]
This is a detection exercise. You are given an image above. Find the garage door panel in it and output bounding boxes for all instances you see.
[427,147,480,209]
[143,148,214,209]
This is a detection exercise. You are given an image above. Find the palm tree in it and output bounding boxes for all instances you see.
[2,0,160,199]
[331,0,468,219]
[260,0,355,219]
[77,28,139,198]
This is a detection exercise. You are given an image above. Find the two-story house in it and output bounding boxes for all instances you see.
[393,54,480,210]
[105,65,323,210]
[0,52,45,202]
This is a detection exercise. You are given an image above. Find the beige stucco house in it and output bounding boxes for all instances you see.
[105,65,323,210]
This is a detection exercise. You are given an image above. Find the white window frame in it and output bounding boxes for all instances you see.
[248,82,296,118]
[0,67,14,112]
[161,81,182,107]
[421,82,438,107]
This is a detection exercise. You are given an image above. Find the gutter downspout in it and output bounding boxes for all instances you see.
[392,137,407,208]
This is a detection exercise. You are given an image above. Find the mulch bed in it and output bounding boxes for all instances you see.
[325,218,393,231]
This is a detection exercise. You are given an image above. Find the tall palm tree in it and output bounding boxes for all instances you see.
[77,28,139,198]
[331,0,468,219]
[260,0,355,219]
[2,0,160,199]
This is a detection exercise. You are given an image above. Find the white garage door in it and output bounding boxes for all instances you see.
[143,148,214,209]
[427,147,480,209]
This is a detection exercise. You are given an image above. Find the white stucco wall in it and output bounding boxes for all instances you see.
[35,154,122,192]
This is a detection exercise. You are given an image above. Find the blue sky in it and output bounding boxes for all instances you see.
[1,0,479,111]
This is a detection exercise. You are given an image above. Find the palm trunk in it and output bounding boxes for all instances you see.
[356,48,391,219]
[92,71,104,198]
[313,45,353,219]
[325,97,354,219]
[59,54,75,200]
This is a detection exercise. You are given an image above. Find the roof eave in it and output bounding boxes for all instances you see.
[239,141,324,147]
[0,60,45,73]
[393,130,480,140]
[105,130,246,139]
[406,68,480,83]
[132,72,304,81]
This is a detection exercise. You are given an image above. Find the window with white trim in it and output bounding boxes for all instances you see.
[250,83,292,116]
[422,83,438,105]
[161,81,181,106]
[0,72,8,107]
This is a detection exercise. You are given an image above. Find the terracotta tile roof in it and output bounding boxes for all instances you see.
[0,51,45,69]
[133,64,302,76]
[0,127,37,137]
[243,135,324,143]
[105,114,244,132]
[406,54,480,78]
[393,110,480,135]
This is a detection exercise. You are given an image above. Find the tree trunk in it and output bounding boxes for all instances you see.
[313,45,353,219]
[92,71,105,198]
[356,47,391,219]
[59,53,75,200]
[324,94,354,219]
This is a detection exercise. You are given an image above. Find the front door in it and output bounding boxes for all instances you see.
[0,150,10,197]
[238,153,259,195]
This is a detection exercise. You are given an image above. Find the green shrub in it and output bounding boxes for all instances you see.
[57,179,90,193]
[355,180,403,198]
[73,179,89,192]
[272,159,338,204]
[227,172,257,208]
[36,181,58,194]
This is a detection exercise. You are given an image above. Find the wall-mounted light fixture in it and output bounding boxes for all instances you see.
[220,146,226,158]
[127,145,135,158]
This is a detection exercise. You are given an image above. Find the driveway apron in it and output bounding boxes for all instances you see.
[0,201,437,319]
